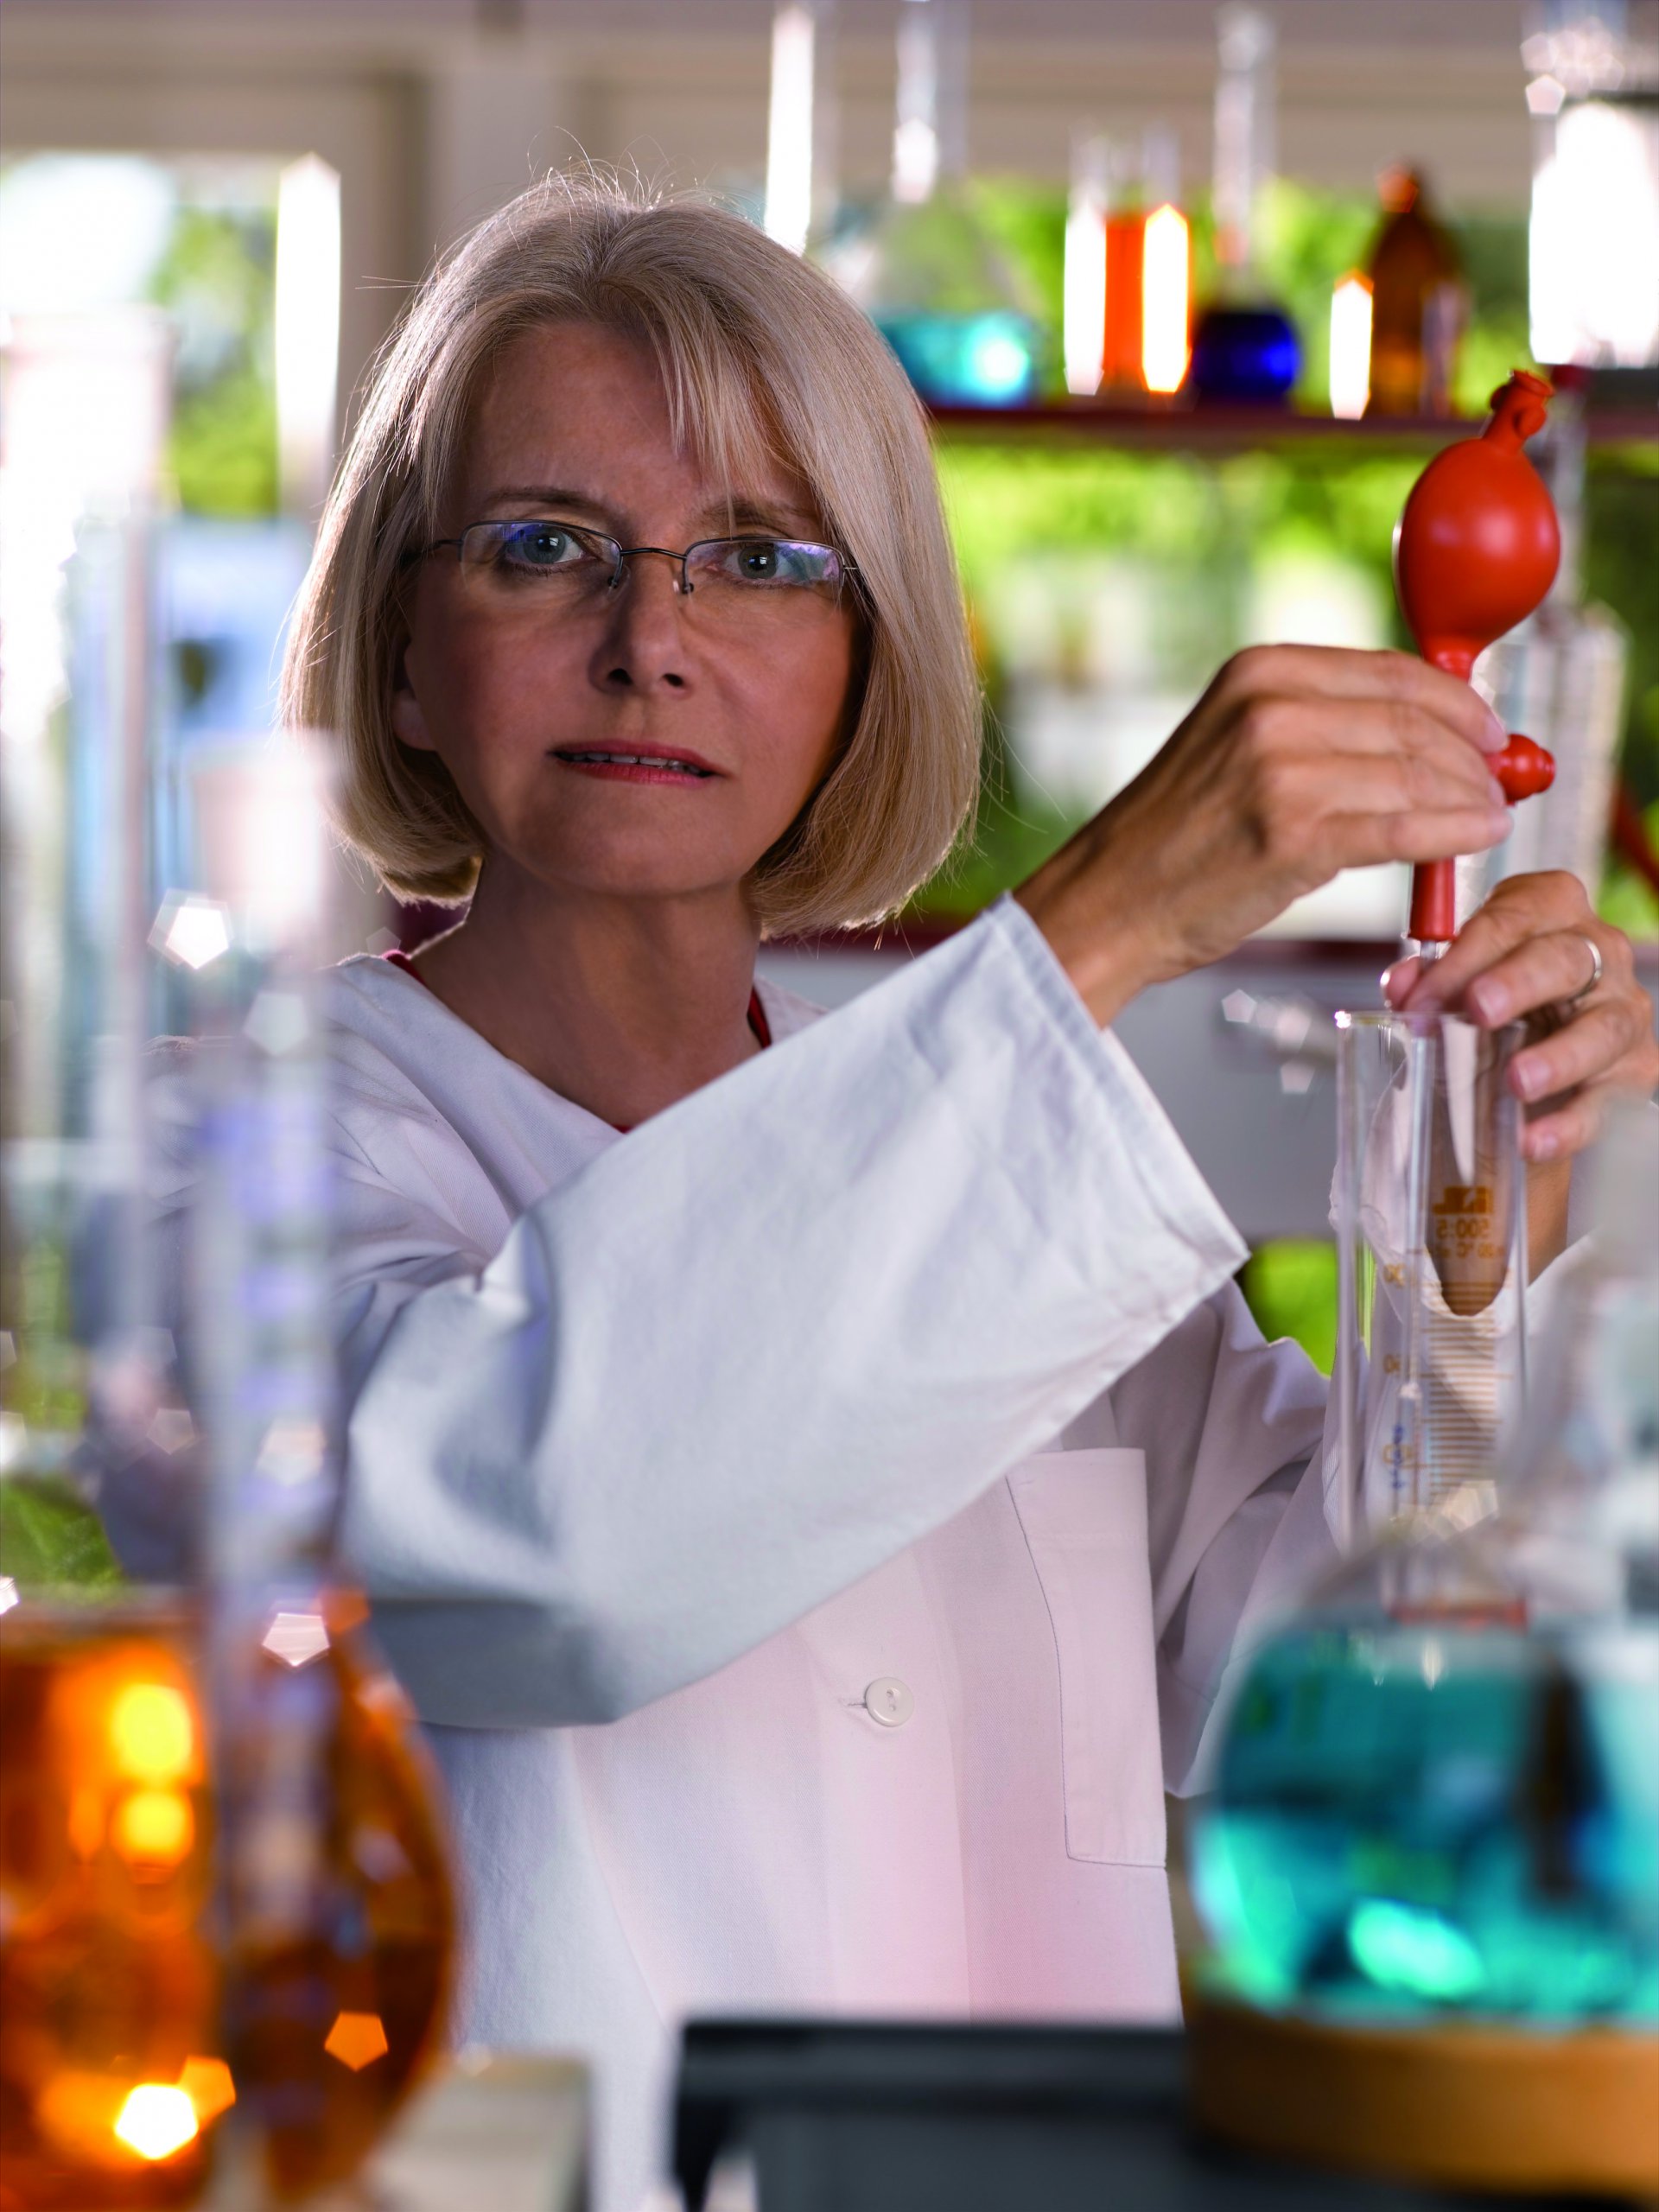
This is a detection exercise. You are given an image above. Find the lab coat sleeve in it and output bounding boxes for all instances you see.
[331,900,1249,1727]
[1074,1281,1338,1795]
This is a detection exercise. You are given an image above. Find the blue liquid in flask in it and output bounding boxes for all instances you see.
[1191,1620,1659,2026]
[873,311,1038,408]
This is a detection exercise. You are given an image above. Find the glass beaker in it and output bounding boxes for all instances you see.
[1332,1008,1529,1552]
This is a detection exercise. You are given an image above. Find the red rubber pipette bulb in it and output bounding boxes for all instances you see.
[1395,372,1562,944]
[1495,733,1554,802]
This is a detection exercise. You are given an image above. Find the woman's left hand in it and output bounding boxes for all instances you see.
[1383,869,1658,1166]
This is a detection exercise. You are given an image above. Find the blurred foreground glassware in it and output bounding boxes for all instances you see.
[0,486,224,2208]
[1190,1088,1658,2037]
[159,733,457,2201]
[1,494,454,2202]
[0,1605,219,2209]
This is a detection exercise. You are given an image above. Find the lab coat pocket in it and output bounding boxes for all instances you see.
[1009,1448,1166,1867]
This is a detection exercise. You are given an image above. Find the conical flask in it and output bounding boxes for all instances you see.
[1188,1105,1659,2031]
[820,0,1039,405]
[1190,5,1300,404]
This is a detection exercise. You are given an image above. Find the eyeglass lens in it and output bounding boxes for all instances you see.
[455,523,847,619]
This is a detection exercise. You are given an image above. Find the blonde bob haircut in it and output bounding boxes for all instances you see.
[283,173,982,936]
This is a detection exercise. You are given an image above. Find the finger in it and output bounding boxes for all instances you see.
[1510,999,1641,1105]
[1320,802,1512,872]
[1521,1039,1659,1159]
[1310,702,1512,790]
[1522,1086,1613,1162]
[1459,927,1609,1028]
[1217,645,1507,752]
[1403,886,1603,1014]
[1382,954,1422,1007]
[1258,735,1504,823]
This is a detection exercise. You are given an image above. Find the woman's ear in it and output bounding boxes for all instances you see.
[391,638,438,753]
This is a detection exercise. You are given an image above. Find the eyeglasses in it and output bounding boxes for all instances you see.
[407,520,858,626]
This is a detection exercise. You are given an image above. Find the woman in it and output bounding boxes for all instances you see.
[274,179,1654,2209]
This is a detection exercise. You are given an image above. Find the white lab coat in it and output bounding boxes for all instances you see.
[157,897,1338,2212]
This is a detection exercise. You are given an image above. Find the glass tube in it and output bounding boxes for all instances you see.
[1332,1008,1529,1554]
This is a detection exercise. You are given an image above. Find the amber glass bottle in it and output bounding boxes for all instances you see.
[1365,168,1466,417]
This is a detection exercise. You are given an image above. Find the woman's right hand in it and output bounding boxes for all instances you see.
[1014,645,1513,1027]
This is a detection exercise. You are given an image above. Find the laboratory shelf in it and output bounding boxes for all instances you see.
[927,400,1658,452]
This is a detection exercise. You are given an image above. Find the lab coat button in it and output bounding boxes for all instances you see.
[864,1677,914,1728]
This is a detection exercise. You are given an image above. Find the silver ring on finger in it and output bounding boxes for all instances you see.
[1563,932,1604,1006]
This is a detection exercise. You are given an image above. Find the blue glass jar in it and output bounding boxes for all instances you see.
[1190,301,1300,405]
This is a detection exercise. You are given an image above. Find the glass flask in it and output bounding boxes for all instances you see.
[1189,1096,1659,2033]
[820,0,1039,407]
[2,498,225,2209]
[1190,5,1300,405]
[1,499,454,2204]
[149,734,458,2201]
[824,188,1040,409]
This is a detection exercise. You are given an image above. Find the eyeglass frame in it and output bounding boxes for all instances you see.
[404,519,862,604]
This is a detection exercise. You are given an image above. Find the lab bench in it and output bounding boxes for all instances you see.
[673,2020,1655,2212]
[245,2028,1649,2210]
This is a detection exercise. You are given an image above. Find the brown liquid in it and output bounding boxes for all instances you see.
[1365,170,1464,417]
[1,1597,455,2209]
[0,1608,218,2210]
[220,1594,456,2199]
[1426,1029,1517,1319]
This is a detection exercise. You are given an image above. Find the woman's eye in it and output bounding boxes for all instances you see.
[715,541,810,585]
[500,526,586,570]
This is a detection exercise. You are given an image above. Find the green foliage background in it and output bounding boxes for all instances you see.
[920,181,1659,935]
[149,200,279,517]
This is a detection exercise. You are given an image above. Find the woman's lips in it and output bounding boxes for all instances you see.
[550,747,720,785]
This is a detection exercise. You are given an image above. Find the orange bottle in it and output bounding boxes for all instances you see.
[1101,210,1145,391]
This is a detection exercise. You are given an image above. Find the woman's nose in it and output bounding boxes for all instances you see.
[588,554,692,692]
